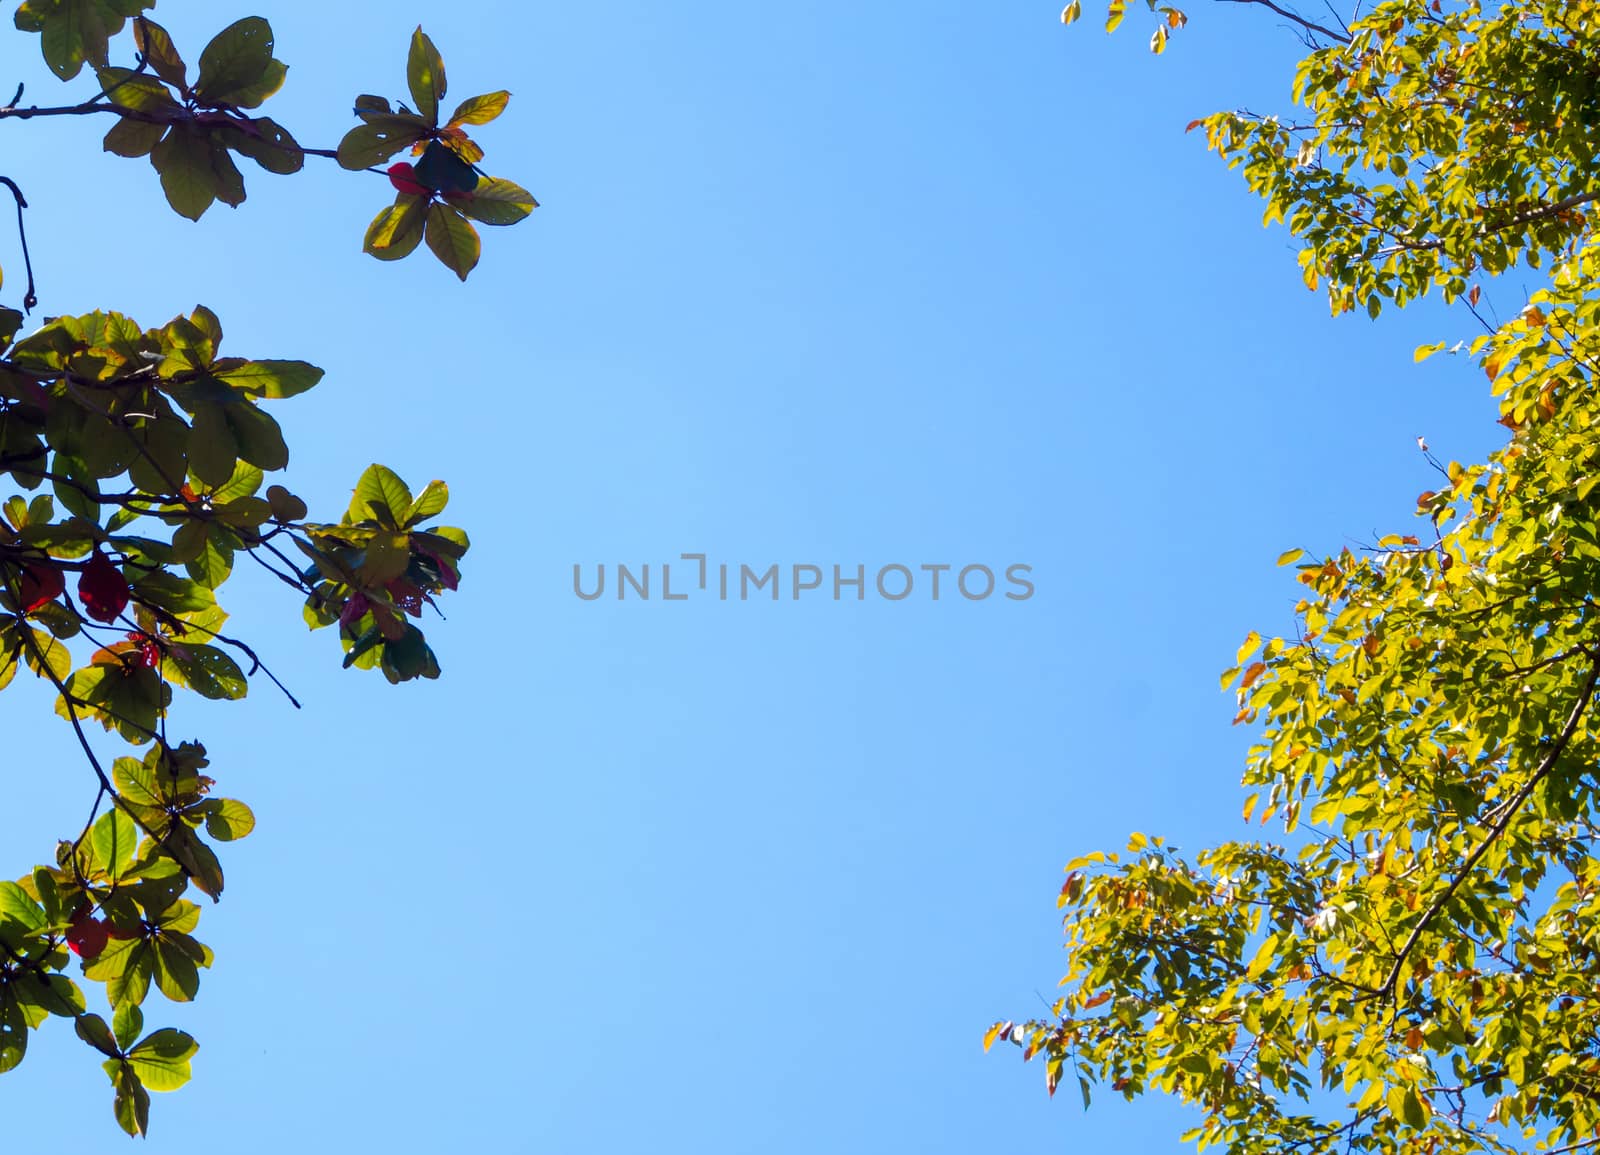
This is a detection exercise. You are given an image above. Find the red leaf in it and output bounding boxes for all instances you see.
[386,578,425,617]
[387,162,433,197]
[78,551,131,624]
[416,543,459,590]
[65,909,110,960]
[16,562,65,612]
[338,592,371,629]
[128,632,162,668]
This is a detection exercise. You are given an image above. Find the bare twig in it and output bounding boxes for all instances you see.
[1216,0,1352,44]
[0,175,38,311]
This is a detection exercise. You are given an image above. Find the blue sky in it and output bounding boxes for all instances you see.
[2,2,1513,1150]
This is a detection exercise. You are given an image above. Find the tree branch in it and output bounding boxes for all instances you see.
[1379,650,1600,997]
[1216,0,1352,44]
[0,99,342,161]
[1379,191,1600,256]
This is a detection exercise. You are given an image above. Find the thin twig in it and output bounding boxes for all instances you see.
[0,176,38,311]
[1216,0,1352,43]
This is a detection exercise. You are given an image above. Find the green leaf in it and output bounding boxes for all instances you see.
[413,139,479,196]
[380,623,440,683]
[112,1002,143,1051]
[130,570,215,617]
[93,939,153,1007]
[89,809,139,880]
[151,940,200,1002]
[163,826,224,902]
[407,26,447,125]
[20,973,86,1019]
[215,360,324,399]
[350,464,413,525]
[76,1012,121,1058]
[110,1062,150,1137]
[266,485,307,521]
[218,115,302,174]
[33,0,123,80]
[336,116,429,171]
[150,126,219,221]
[194,16,274,104]
[131,16,185,88]
[224,401,288,472]
[0,991,26,1073]
[166,644,247,701]
[208,139,248,208]
[457,177,538,226]
[197,798,255,841]
[95,65,181,113]
[0,881,46,932]
[406,480,449,525]
[363,196,429,261]
[113,753,162,807]
[186,402,238,485]
[126,1029,197,1092]
[1244,933,1278,980]
[210,460,264,502]
[218,57,287,110]
[425,203,481,281]
[447,90,510,127]
[22,625,72,682]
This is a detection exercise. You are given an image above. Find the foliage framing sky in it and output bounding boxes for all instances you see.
[2,2,1515,1149]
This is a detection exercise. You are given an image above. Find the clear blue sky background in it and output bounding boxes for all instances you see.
[3,2,1514,1150]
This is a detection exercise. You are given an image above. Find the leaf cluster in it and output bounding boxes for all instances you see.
[1004,5,1600,1154]
[0,7,514,1135]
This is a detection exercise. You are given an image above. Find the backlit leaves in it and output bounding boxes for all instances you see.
[340,28,535,277]
[425,201,481,280]
[1012,4,1600,1155]
[448,90,509,128]
[3,4,501,1136]
[0,300,464,1129]
[13,0,156,80]
[193,17,278,106]
[407,26,446,126]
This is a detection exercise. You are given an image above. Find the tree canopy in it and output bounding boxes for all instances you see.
[0,9,532,1135]
[995,3,1600,1153]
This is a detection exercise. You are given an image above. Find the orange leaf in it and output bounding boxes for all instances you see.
[1239,661,1268,689]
